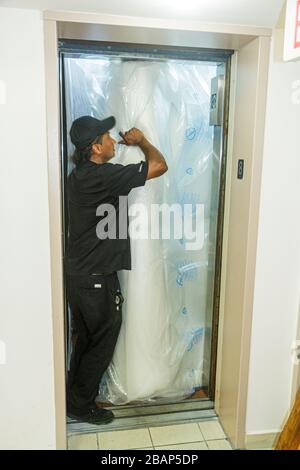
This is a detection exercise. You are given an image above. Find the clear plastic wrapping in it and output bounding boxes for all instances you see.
[65,55,220,404]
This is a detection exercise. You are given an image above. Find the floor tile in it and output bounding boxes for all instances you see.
[155,441,208,450]
[68,433,98,450]
[98,428,152,450]
[206,439,232,450]
[198,420,226,441]
[149,423,204,447]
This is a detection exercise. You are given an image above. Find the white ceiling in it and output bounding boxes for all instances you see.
[0,0,285,28]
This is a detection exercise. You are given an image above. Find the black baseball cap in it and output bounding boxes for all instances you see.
[70,115,116,150]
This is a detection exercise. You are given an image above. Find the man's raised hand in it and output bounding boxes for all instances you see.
[118,128,145,146]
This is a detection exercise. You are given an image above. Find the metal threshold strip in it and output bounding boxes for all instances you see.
[67,399,216,435]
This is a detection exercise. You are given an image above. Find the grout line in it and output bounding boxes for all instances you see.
[147,427,155,448]
[154,440,209,450]
[96,432,100,450]
[97,427,154,451]
[206,442,232,450]
[135,448,154,450]
[196,422,205,441]
[205,437,229,442]
[197,420,227,441]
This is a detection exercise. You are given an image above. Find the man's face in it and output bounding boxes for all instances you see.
[99,131,117,161]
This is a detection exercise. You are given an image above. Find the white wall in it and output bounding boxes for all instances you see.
[0,8,56,449]
[0,0,285,28]
[246,28,300,434]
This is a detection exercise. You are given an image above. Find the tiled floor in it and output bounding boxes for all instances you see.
[68,419,232,450]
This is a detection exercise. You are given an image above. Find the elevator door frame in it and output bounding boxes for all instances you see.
[43,12,271,449]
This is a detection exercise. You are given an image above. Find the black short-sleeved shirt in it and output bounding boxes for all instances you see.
[65,159,148,275]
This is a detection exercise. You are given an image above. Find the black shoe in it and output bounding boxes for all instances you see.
[67,406,114,425]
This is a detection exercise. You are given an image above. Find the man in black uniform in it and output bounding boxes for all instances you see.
[66,115,168,424]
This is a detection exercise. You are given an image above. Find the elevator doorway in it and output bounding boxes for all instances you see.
[60,41,232,433]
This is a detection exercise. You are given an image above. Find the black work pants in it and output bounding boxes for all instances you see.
[66,272,123,414]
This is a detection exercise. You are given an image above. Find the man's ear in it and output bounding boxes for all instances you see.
[91,143,102,155]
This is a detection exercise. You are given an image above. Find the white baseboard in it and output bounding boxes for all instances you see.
[245,432,280,450]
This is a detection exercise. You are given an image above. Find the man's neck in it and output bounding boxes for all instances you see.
[90,154,106,165]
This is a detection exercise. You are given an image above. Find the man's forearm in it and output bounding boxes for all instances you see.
[138,137,168,170]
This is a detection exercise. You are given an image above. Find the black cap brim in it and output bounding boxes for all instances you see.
[99,116,116,133]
